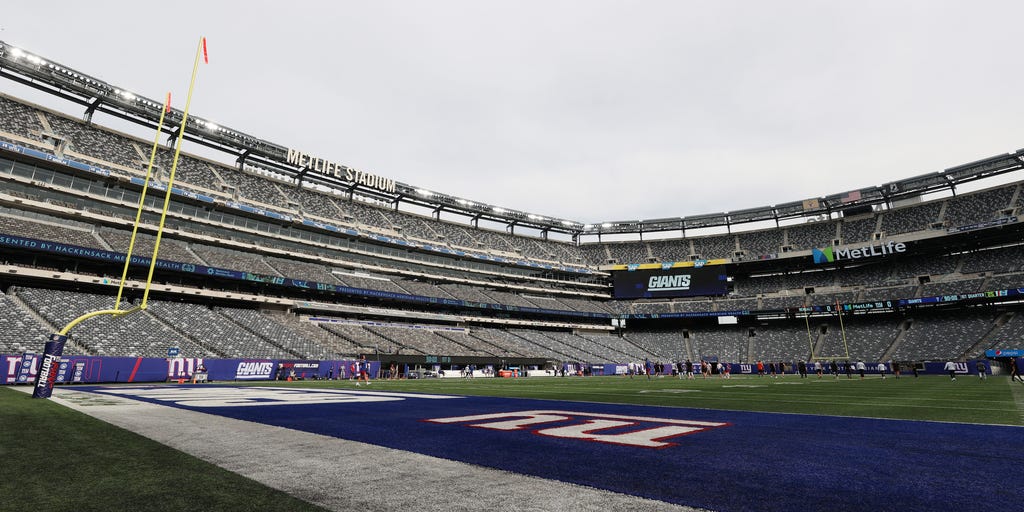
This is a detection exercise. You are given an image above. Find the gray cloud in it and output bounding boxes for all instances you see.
[4,1,1023,225]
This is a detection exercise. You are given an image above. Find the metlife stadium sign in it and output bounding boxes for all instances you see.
[812,240,907,264]
[286,148,396,194]
[613,268,727,299]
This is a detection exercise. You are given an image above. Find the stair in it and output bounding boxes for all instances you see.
[960,312,1012,360]
[879,319,913,361]
[7,290,92,355]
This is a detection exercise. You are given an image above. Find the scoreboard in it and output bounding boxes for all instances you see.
[613,267,728,299]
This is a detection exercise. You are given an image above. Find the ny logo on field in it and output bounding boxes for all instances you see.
[425,409,730,449]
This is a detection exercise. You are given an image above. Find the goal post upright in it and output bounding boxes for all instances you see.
[113,92,172,310]
[142,36,207,309]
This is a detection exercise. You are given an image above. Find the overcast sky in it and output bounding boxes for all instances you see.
[3,1,1024,226]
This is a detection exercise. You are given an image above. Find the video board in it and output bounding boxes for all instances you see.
[613,267,728,299]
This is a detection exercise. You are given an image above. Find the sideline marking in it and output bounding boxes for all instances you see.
[638,389,702,394]
[1009,378,1024,423]
[93,386,461,407]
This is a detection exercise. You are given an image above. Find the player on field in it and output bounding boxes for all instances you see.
[1011,357,1024,384]
[877,361,887,380]
[943,360,957,381]
[975,360,986,381]
[356,355,371,386]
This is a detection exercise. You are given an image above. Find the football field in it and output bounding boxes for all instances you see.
[2,374,1021,512]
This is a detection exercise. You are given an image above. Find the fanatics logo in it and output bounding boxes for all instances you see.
[425,409,729,448]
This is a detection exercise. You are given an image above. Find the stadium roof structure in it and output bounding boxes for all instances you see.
[587,152,1024,238]
[2,39,1023,241]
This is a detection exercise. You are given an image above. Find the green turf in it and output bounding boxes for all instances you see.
[0,386,329,512]
[242,373,1024,426]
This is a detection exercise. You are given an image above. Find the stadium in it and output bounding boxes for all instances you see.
[2,28,1023,512]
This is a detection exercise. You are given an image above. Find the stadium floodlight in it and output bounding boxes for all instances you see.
[206,121,219,131]
[416,189,434,197]
[493,207,506,213]
[10,47,23,58]
[602,223,612,228]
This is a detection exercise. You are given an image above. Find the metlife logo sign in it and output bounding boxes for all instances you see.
[613,267,727,299]
[812,240,907,264]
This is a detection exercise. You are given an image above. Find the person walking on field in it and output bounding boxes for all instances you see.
[944,360,957,382]
[976,360,987,381]
[1011,357,1024,384]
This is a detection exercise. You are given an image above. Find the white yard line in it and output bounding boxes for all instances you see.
[1009,377,1024,424]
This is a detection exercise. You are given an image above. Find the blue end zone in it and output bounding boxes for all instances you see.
[74,386,1022,512]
